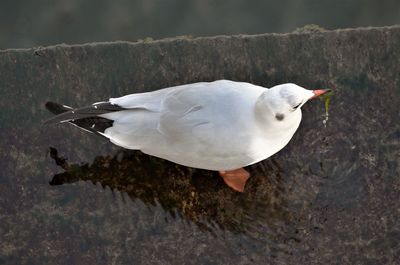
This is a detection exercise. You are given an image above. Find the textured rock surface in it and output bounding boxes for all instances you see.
[0,26,399,264]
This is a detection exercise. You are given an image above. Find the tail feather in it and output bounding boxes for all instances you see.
[44,101,123,135]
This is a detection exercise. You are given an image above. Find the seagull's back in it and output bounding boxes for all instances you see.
[101,80,270,170]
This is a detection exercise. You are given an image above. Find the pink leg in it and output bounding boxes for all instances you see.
[219,168,250,192]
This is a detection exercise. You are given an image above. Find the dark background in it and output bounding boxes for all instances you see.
[1,0,400,49]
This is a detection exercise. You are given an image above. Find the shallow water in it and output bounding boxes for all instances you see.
[1,43,400,264]
[1,83,399,265]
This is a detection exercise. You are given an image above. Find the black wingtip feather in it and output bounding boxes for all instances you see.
[45,101,72,115]
[44,101,126,125]
[43,101,74,125]
[43,101,125,134]
[45,101,73,115]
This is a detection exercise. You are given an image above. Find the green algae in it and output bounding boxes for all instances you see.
[320,90,334,127]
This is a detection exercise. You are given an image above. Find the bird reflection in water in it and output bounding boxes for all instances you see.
[48,147,297,239]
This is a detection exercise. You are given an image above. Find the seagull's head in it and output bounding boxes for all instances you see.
[256,83,331,124]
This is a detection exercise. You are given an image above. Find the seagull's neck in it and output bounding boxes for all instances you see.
[254,92,275,127]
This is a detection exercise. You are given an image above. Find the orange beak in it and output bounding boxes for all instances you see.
[310,89,332,99]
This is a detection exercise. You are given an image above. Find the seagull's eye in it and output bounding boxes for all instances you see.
[292,102,302,110]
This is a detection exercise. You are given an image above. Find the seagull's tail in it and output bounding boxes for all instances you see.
[44,101,124,135]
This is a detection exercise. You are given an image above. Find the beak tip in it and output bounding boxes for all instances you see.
[311,89,332,99]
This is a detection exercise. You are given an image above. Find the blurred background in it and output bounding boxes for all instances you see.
[1,0,400,49]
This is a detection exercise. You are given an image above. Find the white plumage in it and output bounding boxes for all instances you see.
[98,80,314,170]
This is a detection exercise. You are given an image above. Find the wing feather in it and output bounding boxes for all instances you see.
[43,102,126,125]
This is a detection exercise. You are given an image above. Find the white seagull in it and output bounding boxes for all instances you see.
[45,80,330,192]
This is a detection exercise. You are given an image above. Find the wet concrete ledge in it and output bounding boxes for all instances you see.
[1,25,400,124]
[1,26,400,264]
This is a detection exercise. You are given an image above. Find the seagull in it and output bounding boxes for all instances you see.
[45,80,330,192]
